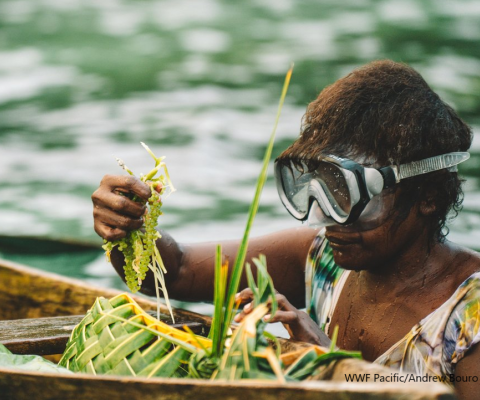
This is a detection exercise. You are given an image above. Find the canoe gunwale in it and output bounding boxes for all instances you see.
[0,365,455,400]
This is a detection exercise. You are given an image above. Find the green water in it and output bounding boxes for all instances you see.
[0,0,479,293]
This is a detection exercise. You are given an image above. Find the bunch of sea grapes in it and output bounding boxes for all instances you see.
[102,143,175,298]
[119,233,138,291]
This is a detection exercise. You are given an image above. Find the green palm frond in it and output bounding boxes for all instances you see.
[222,65,293,336]
[246,254,278,319]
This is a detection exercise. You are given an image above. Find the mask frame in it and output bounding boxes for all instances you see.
[275,152,470,227]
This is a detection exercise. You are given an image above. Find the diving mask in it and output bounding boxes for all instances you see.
[275,152,470,229]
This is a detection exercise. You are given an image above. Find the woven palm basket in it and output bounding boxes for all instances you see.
[58,293,211,377]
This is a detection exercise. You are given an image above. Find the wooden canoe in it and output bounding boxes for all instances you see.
[0,257,455,400]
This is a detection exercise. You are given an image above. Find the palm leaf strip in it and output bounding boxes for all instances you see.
[219,65,293,354]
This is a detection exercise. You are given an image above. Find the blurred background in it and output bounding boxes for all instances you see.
[0,0,479,306]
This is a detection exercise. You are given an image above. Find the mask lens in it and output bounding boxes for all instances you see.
[278,163,311,215]
[314,163,352,217]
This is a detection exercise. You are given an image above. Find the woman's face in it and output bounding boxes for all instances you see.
[282,148,432,270]
[323,189,426,271]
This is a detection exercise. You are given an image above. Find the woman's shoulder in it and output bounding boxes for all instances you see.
[445,241,480,286]
[442,250,480,365]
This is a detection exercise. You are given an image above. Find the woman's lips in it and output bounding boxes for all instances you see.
[325,232,361,247]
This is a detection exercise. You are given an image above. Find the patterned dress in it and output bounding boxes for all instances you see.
[306,234,480,385]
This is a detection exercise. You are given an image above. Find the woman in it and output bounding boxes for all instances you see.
[92,60,480,398]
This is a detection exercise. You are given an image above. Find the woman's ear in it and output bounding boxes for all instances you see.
[419,188,437,216]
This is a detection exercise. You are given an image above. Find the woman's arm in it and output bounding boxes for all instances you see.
[453,343,480,400]
[92,174,317,307]
[163,227,317,307]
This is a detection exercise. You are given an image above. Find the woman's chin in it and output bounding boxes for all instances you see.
[331,248,368,271]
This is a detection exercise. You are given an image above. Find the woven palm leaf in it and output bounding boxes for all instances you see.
[58,293,211,377]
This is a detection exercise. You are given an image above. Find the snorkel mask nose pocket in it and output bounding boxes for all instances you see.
[307,180,331,217]
[307,178,351,224]
[306,200,337,228]
[306,181,340,228]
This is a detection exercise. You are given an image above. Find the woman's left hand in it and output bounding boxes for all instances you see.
[234,288,331,347]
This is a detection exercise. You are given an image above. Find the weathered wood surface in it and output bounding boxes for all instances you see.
[0,315,205,356]
[0,258,212,327]
[0,367,455,400]
[0,315,80,356]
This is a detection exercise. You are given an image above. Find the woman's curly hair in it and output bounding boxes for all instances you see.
[278,60,472,241]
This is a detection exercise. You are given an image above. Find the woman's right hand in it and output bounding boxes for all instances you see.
[92,174,152,241]
[234,288,331,347]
